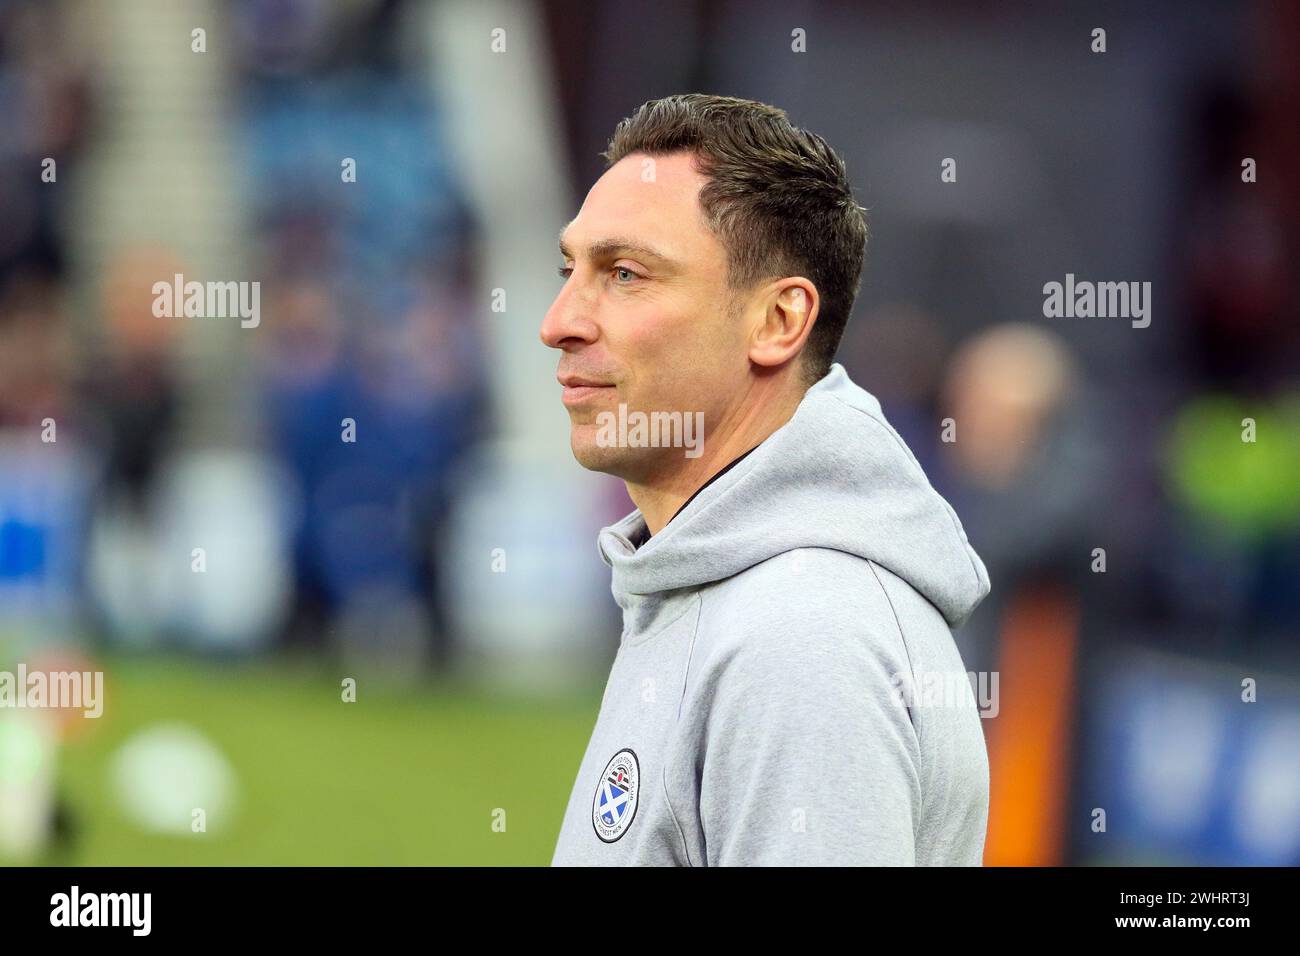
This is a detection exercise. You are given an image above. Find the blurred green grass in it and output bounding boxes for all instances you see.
[45,654,601,865]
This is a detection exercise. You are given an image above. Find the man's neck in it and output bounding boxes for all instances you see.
[626,380,804,536]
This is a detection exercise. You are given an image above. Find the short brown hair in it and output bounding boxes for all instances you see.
[602,93,868,384]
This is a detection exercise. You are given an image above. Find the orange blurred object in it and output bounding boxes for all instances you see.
[983,581,1080,866]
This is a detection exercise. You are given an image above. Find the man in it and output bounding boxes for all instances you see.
[542,94,991,866]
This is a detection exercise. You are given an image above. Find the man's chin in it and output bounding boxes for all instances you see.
[569,434,633,477]
[569,428,674,482]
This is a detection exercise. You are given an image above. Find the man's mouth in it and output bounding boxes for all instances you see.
[558,374,615,407]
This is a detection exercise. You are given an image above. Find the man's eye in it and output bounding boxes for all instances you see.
[557,265,573,279]
[613,267,639,283]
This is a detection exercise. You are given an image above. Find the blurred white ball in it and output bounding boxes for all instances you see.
[110,723,237,836]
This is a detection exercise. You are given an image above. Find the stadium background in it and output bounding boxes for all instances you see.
[1,0,1297,865]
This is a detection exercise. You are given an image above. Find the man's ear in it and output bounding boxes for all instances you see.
[749,279,819,369]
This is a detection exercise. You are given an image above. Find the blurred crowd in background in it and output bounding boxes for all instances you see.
[0,0,1297,866]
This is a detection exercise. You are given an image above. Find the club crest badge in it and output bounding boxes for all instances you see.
[592,749,640,842]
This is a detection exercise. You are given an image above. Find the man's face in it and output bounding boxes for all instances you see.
[541,151,749,481]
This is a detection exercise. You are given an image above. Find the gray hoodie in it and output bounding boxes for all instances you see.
[551,363,991,866]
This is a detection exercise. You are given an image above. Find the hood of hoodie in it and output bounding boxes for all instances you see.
[597,363,991,634]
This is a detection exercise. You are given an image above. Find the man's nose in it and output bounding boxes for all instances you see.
[540,278,599,350]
